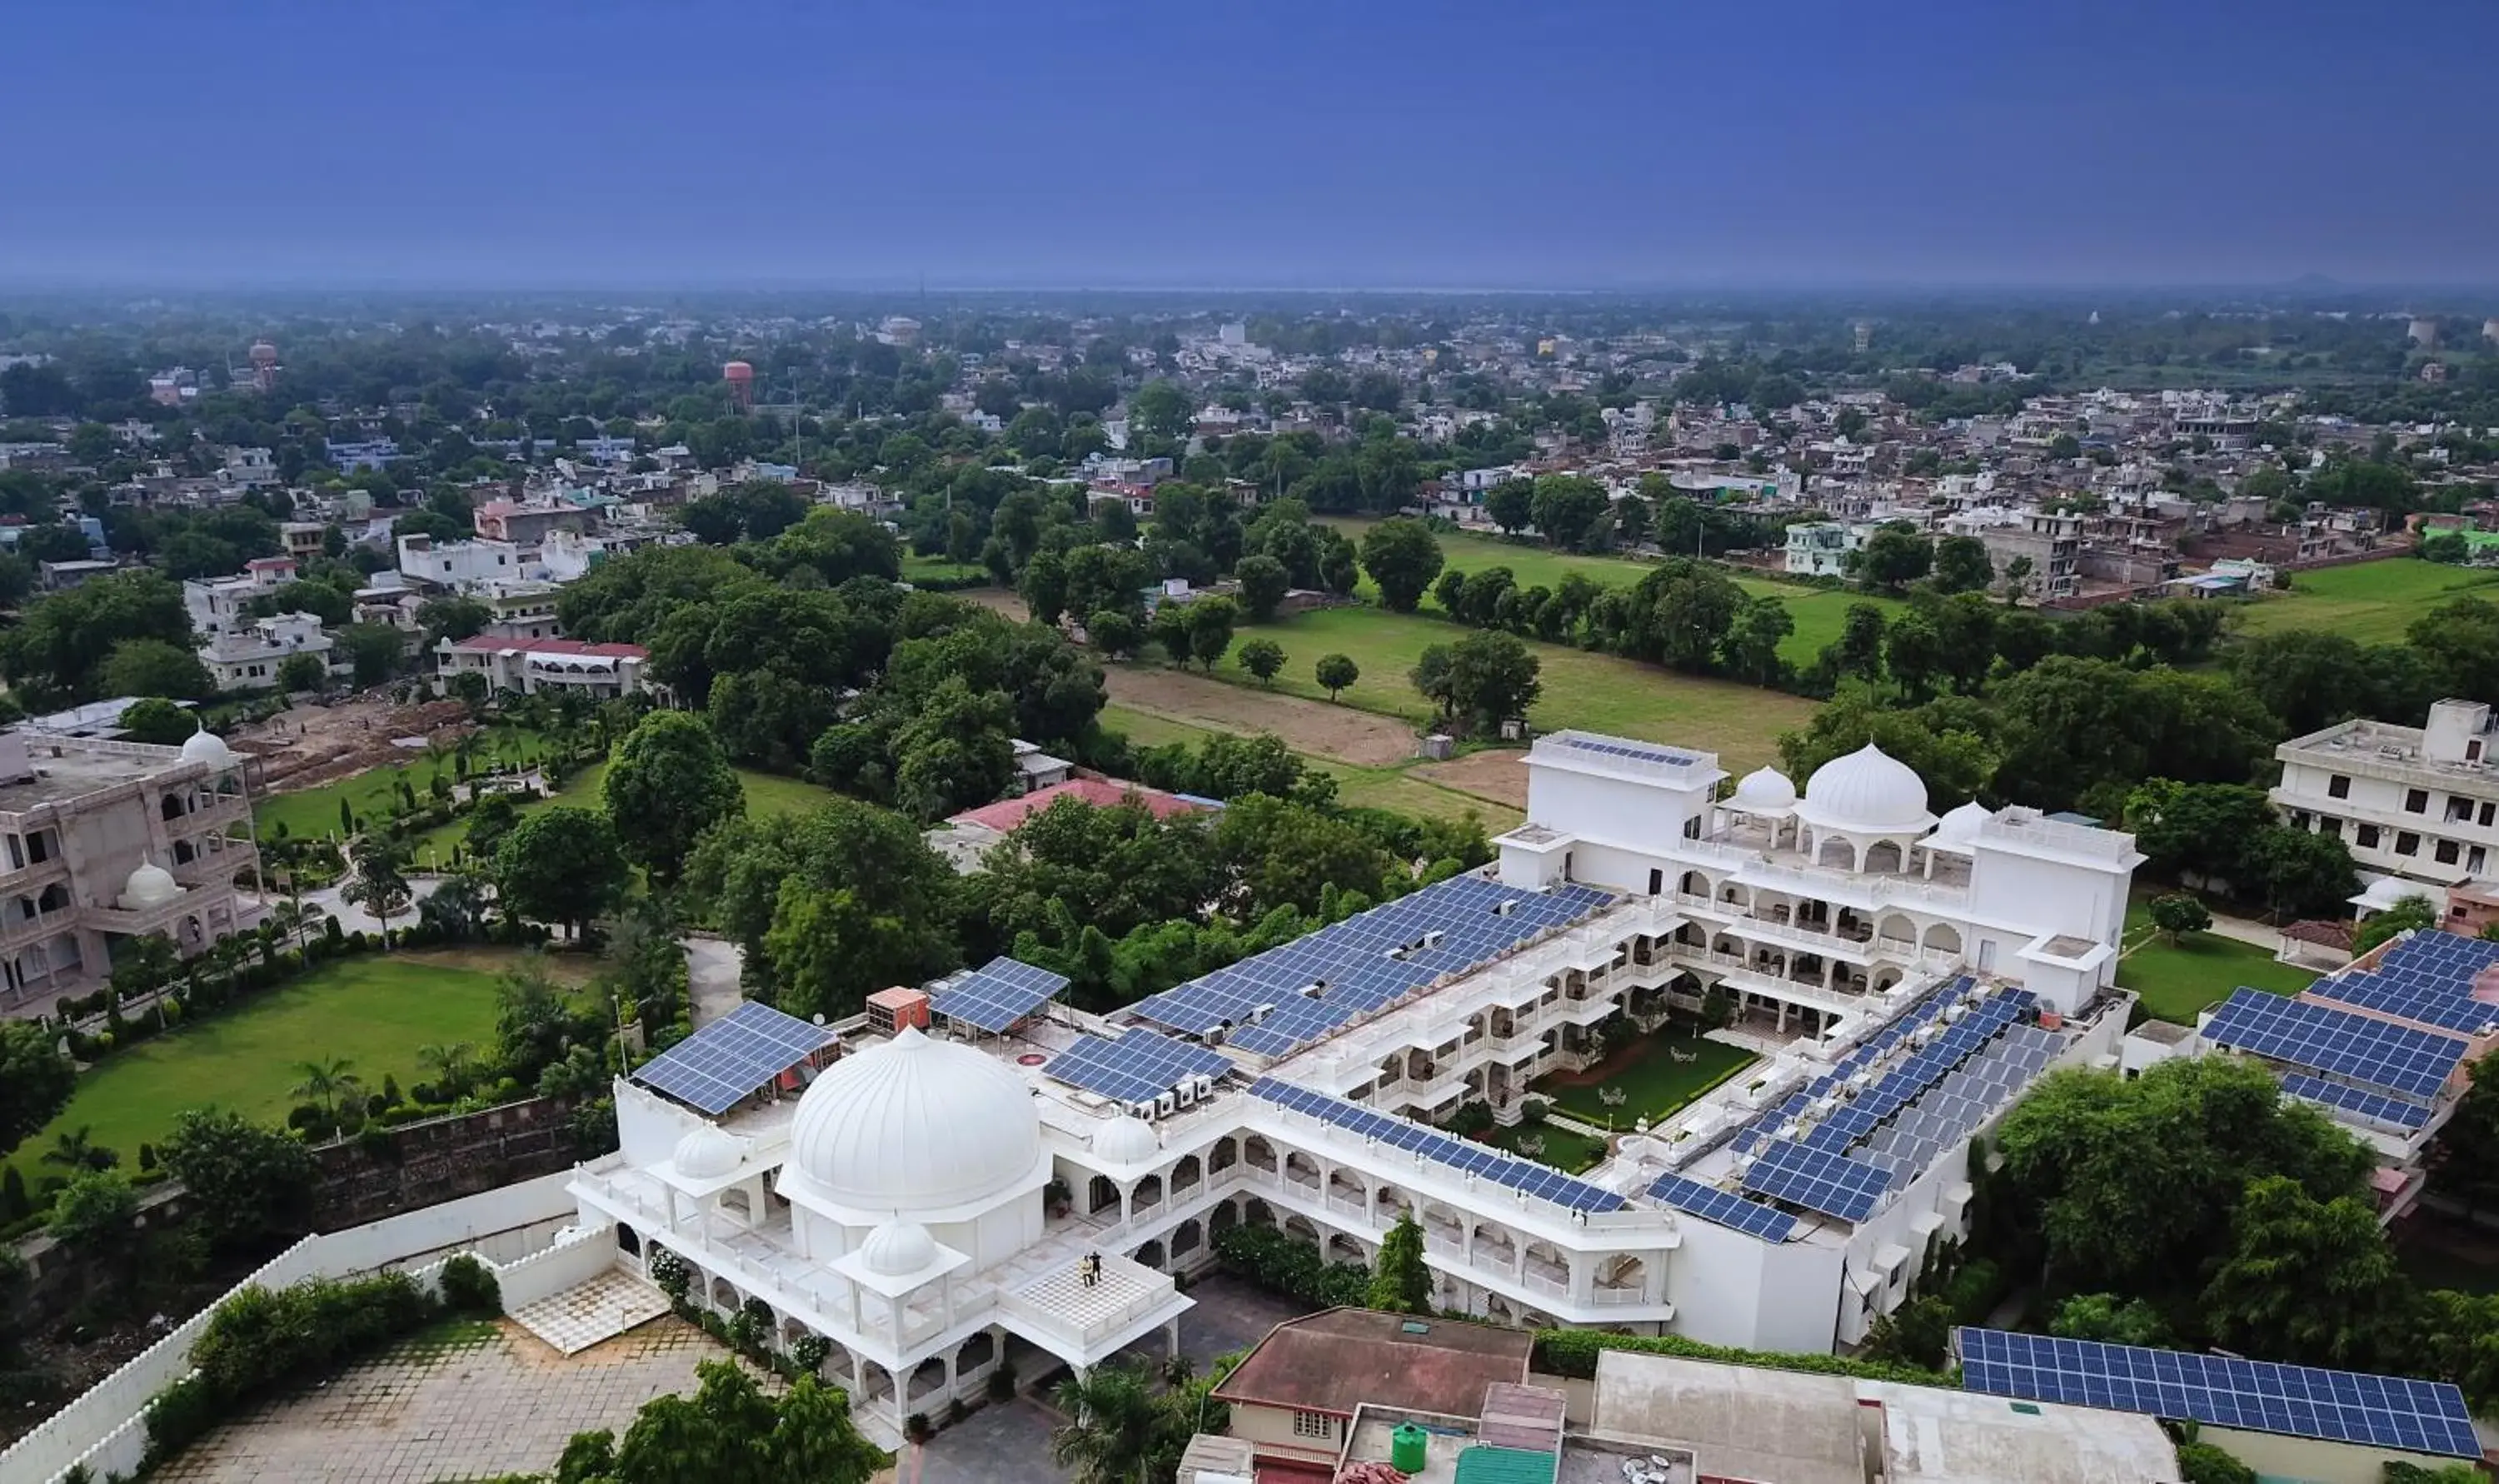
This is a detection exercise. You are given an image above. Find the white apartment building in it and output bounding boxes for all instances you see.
[1783,520,1864,576]
[182,556,300,638]
[397,532,521,590]
[436,636,654,700]
[197,613,343,692]
[0,727,264,1017]
[556,731,2143,1437]
[2272,700,2499,916]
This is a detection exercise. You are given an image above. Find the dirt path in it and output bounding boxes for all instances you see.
[1104,666,1419,768]
[1411,749,1529,809]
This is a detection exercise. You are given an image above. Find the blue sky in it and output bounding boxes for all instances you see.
[7,1,2494,289]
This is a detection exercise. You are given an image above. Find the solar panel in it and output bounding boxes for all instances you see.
[1042,1028,1232,1104]
[1742,1138,1891,1223]
[1248,1078,1626,1213]
[1957,1327,2481,1459]
[2279,1072,2432,1131]
[1557,735,1701,768]
[631,1000,835,1115]
[933,956,1071,1033]
[2311,968,2499,1037]
[2202,989,2468,1100]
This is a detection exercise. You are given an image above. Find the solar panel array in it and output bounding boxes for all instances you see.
[1647,1171,1801,1242]
[1857,1022,2062,1179]
[2310,931,2499,1037]
[2202,988,2468,1101]
[1042,1028,1234,1104]
[1249,1077,1627,1213]
[2279,1071,2432,1131]
[1555,735,1703,769]
[1741,1134,1893,1222]
[932,956,1070,1033]
[1958,1327,2481,1459]
[1128,874,1615,1058]
[631,1000,835,1115]
[1731,980,1968,1156]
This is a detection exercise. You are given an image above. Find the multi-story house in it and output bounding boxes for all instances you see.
[2272,700,2499,917]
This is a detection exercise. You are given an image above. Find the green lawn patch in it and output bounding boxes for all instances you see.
[2117,929,2316,1023]
[902,553,988,585]
[2229,558,2499,645]
[5,951,529,1188]
[1098,703,1523,829]
[256,725,552,843]
[1534,1030,1758,1130]
[404,762,835,869]
[1481,1120,1609,1173]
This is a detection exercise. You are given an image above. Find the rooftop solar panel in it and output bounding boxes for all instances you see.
[1645,1173,1800,1241]
[1956,1327,2480,1459]
[2202,989,2468,1101]
[1249,1078,1625,1213]
[1742,1138,1892,1223]
[1042,1028,1232,1105]
[2311,969,2499,1037]
[2278,1071,2432,1131]
[932,956,1071,1033]
[631,1000,835,1115]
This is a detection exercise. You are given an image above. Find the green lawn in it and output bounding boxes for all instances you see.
[2229,559,2499,645]
[1201,606,1819,773]
[6,952,523,1188]
[1099,703,1522,829]
[256,725,552,843]
[1534,1031,1758,1129]
[1481,1120,1609,1173]
[903,553,987,585]
[2117,929,2317,1023]
[1323,518,1908,666]
[407,762,835,868]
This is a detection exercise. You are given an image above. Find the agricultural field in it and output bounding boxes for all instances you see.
[2227,558,2499,645]
[3,950,570,1188]
[254,725,551,842]
[1099,702,1522,829]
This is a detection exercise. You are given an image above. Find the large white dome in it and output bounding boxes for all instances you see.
[783,1027,1043,1215]
[1728,765,1797,814]
[1795,744,1935,835]
[120,860,180,910]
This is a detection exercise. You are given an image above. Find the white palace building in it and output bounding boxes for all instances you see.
[566,731,2147,1432]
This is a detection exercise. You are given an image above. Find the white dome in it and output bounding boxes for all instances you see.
[1091,1115,1160,1166]
[180,727,237,770]
[1795,744,1935,835]
[1728,765,1797,814]
[671,1123,746,1181]
[784,1027,1042,1214]
[858,1219,939,1277]
[1931,799,1993,847]
[119,860,180,910]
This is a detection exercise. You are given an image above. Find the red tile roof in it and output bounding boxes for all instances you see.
[948,777,1208,833]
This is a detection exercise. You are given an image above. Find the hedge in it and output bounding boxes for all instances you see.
[1211,1224,1370,1309]
[1530,1327,1955,1388]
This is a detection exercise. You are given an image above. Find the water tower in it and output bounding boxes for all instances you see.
[249,339,280,392]
[723,360,755,411]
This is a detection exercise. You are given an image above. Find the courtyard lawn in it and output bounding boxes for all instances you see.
[255,725,552,843]
[1098,704,1523,829]
[1321,518,1908,666]
[1202,606,1820,773]
[1534,1031,1758,1130]
[1482,1120,1609,1174]
[407,762,836,867]
[2117,929,2317,1023]
[4,951,528,1188]
[2229,558,2499,645]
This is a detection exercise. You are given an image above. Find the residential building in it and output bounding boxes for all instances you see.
[1010,740,1074,794]
[931,778,1215,872]
[2270,699,2499,913]
[279,520,327,560]
[38,559,117,591]
[1783,520,1864,576]
[435,635,653,699]
[197,613,341,692]
[1210,1310,1534,1475]
[397,533,521,591]
[182,557,299,638]
[476,581,563,643]
[328,437,402,471]
[0,726,264,1017]
[473,498,593,545]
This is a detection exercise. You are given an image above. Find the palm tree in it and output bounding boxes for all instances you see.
[43,1126,115,1172]
[267,899,324,955]
[1049,1362,1168,1484]
[417,1041,476,1098]
[342,837,412,937]
[292,1056,362,1135]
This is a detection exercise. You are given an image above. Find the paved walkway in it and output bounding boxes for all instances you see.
[2203,910,2284,954]
[154,1317,726,1484]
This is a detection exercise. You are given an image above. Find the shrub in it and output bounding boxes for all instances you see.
[648,1247,693,1304]
[1211,1225,1371,1309]
[987,1358,1018,1401]
[1529,1327,1951,1388]
[905,1411,931,1442]
[1518,1097,1550,1127]
[437,1253,501,1315]
[791,1332,831,1375]
[151,1272,439,1463]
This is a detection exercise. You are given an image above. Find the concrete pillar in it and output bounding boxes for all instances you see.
[1165,1318,1180,1360]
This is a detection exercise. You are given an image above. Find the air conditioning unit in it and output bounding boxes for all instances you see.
[1156,1092,1178,1118]
[1204,1026,1227,1047]
[1131,1100,1158,1121]
[1494,899,1518,917]
[1422,929,1445,949]
[1194,1075,1216,1101]
[1250,1003,1276,1024]
[1175,1080,1195,1108]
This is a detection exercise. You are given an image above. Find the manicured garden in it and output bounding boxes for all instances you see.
[403,759,835,865]
[1534,1029,1758,1129]
[1482,1118,1609,1173]
[4,951,524,1189]
[254,725,552,842]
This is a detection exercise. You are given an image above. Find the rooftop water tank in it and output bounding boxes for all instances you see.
[1391,1423,1429,1474]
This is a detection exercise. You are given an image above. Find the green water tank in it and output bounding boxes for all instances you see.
[1391,1424,1429,1474]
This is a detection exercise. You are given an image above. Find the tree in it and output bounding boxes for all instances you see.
[47,1168,137,1250]
[1930,535,1994,595]
[1314,653,1359,701]
[2225,630,2382,737]
[1414,630,1541,735]
[2147,893,2212,944]
[1086,609,1140,659]
[1049,1357,1212,1484]
[1826,602,1888,685]
[0,569,192,702]
[342,837,412,935]
[2432,1057,2499,1214]
[2203,1175,2407,1368]
[1232,553,1289,623]
[1359,517,1445,613]
[575,1359,882,1484]
[496,806,631,939]
[114,695,195,745]
[415,595,491,647]
[1883,611,1946,701]
[276,651,328,695]
[2001,554,2035,604]
[1851,525,1933,592]
[98,637,215,700]
[1237,637,1284,686]
[1187,595,1238,673]
[602,711,745,884]
[2049,1292,2172,1348]
[2175,1442,2257,1484]
[2245,825,2358,921]
[2354,894,2440,955]
[2123,780,2277,887]
[290,1056,363,1138]
[341,622,406,687]
[1369,1212,1434,1315]
[1485,480,1535,535]
[1149,603,1193,665]
[1863,1295,1953,1369]
[1529,476,1609,550]
[0,1018,75,1155]
[42,1125,116,1172]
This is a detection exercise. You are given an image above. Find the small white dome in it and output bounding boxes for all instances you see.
[1931,799,1993,847]
[1091,1115,1160,1166]
[784,1026,1043,1215]
[1728,765,1797,814]
[671,1123,746,1181]
[180,727,237,770]
[1796,744,1935,835]
[119,860,180,909]
[859,1219,939,1277]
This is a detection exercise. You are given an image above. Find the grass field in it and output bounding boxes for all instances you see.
[2115,895,2318,1023]
[1205,606,1818,773]
[256,725,551,841]
[1100,703,1522,829]
[2229,559,2499,645]
[903,553,988,585]
[1534,1031,1758,1129]
[5,951,536,1188]
[1323,518,1908,666]
[1481,1120,1609,1173]
[408,761,835,865]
